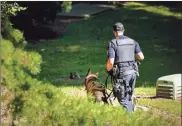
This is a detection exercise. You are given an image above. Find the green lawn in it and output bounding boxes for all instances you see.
[24,2,181,125]
[27,2,181,87]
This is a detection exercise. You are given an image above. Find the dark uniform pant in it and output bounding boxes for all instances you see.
[113,70,136,112]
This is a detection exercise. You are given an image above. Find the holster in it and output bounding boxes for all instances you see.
[112,65,118,77]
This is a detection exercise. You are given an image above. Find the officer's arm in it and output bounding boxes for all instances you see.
[136,52,144,61]
[106,58,114,71]
[135,42,144,61]
[106,42,115,71]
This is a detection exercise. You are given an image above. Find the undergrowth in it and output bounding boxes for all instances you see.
[12,83,180,126]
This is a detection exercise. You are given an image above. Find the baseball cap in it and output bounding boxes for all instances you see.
[113,22,124,32]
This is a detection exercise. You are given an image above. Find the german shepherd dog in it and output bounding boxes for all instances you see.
[83,68,108,104]
[83,68,137,110]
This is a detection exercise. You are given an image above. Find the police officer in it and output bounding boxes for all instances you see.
[106,22,144,112]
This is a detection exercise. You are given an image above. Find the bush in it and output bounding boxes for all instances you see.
[1,2,42,125]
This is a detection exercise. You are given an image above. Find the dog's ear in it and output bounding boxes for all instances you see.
[86,68,91,76]
[95,72,99,76]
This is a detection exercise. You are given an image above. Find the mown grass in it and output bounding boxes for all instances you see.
[134,87,156,96]
[125,2,181,19]
[24,2,182,125]
[137,98,181,115]
[133,87,181,115]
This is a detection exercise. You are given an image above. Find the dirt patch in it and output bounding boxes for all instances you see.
[135,95,157,99]
[62,88,87,97]
[1,87,15,126]
[135,95,181,125]
[135,95,182,102]
[150,106,181,119]
[149,106,181,126]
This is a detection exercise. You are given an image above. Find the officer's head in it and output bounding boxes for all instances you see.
[112,22,125,37]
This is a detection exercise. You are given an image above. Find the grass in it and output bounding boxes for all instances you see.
[137,98,181,115]
[56,86,181,116]
[125,2,181,19]
[134,87,156,96]
[26,2,181,87]
[22,1,182,125]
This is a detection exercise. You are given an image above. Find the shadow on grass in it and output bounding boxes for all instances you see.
[143,1,182,13]
[25,2,182,88]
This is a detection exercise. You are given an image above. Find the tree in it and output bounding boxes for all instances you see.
[7,1,72,40]
[1,2,72,125]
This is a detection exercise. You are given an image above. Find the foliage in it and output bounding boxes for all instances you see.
[1,2,42,125]
[62,1,72,12]
[1,3,42,81]
[1,1,26,44]
[1,1,42,86]
[1,38,42,75]
[1,1,26,19]
[2,19,27,48]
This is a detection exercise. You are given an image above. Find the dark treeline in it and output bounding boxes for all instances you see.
[8,1,64,40]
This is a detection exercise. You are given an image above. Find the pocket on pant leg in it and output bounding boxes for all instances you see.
[118,85,125,102]
[113,83,120,97]
[124,73,136,101]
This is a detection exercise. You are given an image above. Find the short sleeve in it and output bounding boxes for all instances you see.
[135,42,142,54]
[107,42,115,59]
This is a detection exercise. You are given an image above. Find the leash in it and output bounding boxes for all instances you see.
[104,74,110,90]
[93,72,116,99]
[104,73,115,98]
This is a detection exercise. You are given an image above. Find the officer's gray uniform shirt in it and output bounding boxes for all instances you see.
[107,35,142,75]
